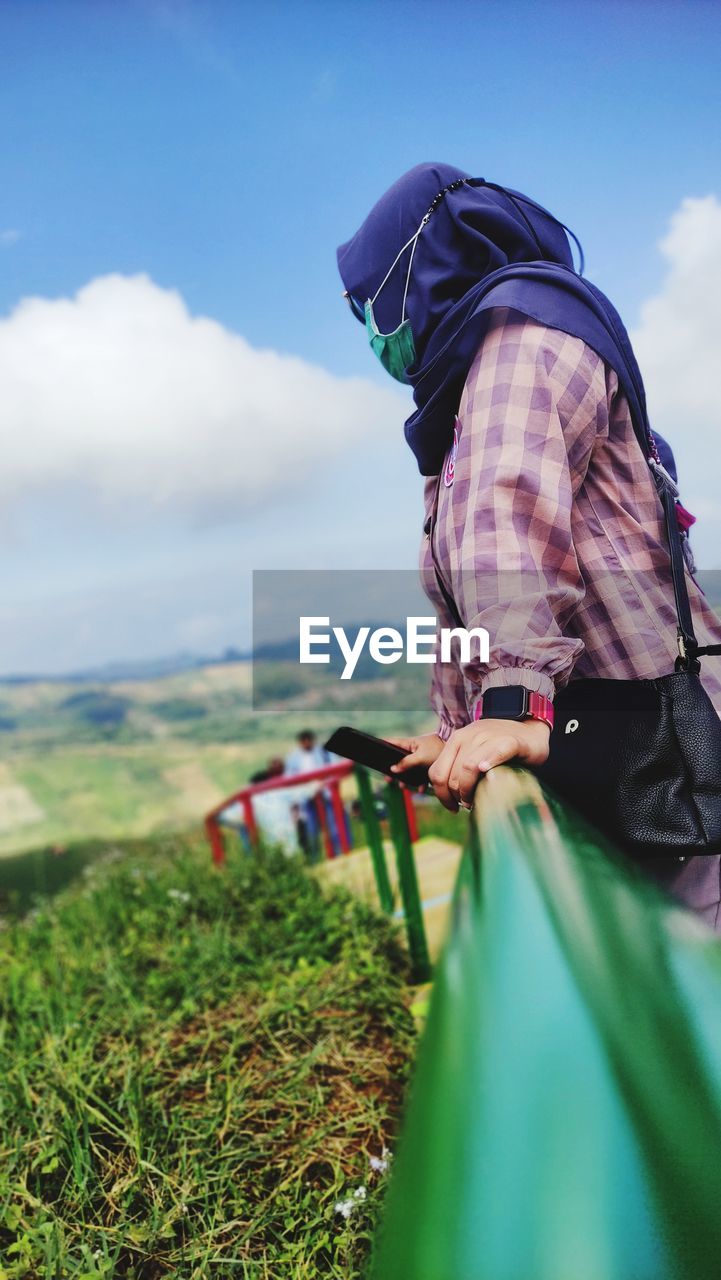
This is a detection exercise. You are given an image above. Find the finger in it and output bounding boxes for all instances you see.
[386,737,414,751]
[446,731,497,807]
[390,750,424,774]
[477,733,521,773]
[454,756,485,807]
[428,739,463,811]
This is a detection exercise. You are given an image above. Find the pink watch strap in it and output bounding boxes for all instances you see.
[527,690,554,729]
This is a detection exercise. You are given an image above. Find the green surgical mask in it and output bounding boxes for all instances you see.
[364,213,425,383]
[364,301,416,383]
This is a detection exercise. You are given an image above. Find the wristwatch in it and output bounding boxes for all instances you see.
[474,685,554,730]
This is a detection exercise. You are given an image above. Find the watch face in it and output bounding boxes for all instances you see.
[483,686,528,720]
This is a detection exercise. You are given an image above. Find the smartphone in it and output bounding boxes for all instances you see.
[324,726,429,789]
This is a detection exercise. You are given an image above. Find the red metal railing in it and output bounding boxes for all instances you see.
[205,761,355,864]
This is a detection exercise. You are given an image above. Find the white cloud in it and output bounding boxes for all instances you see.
[0,229,21,247]
[631,195,721,564]
[0,273,402,524]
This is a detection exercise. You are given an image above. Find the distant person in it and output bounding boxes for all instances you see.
[221,758,292,854]
[284,730,333,777]
[267,756,285,776]
[284,730,348,859]
[217,801,251,853]
[249,767,271,784]
[251,757,299,855]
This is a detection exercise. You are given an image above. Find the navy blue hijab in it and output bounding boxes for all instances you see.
[337,162,667,478]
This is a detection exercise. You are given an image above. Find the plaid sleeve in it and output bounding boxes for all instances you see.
[443,313,610,709]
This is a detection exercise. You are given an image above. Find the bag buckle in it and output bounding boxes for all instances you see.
[676,631,701,673]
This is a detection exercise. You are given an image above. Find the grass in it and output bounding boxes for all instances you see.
[0,833,416,1278]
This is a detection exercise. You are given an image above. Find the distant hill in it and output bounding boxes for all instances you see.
[0,618,413,684]
[0,647,247,686]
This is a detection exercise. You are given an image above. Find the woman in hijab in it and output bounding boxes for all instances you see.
[337,162,721,929]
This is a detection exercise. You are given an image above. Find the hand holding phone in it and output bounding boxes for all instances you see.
[324,726,430,789]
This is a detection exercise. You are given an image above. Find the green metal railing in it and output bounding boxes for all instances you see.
[354,765,394,914]
[371,766,721,1280]
[354,766,431,983]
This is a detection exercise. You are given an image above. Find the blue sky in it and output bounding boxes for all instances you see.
[1,0,720,674]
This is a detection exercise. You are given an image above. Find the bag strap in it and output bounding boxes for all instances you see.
[585,288,721,670]
[629,425,721,671]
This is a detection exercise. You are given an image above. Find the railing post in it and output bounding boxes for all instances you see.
[329,779,351,854]
[355,766,393,914]
[314,792,335,860]
[205,817,226,866]
[241,795,258,848]
[385,781,431,983]
[402,786,419,843]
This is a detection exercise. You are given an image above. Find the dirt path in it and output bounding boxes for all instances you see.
[0,763,45,837]
[162,761,225,817]
[316,834,463,961]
